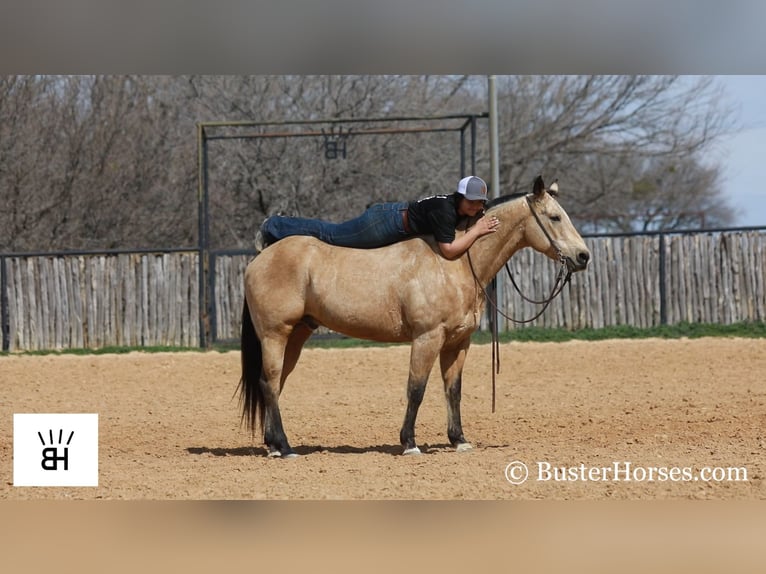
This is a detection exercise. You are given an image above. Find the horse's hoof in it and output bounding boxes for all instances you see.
[402,446,422,456]
[267,449,299,459]
[456,442,473,452]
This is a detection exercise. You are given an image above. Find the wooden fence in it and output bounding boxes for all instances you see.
[1,251,200,351]
[1,229,765,351]
[496,230,766,330]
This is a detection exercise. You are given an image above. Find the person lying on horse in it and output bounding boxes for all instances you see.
[255,176,501,259]
[241,175,590,457]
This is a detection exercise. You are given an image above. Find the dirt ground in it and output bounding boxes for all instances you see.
[1,337,765,500]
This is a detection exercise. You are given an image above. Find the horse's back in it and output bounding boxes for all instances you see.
[251,235,441,278]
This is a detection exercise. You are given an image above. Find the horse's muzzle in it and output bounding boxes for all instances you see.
[565,251,590,272]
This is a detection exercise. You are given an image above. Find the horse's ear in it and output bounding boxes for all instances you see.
[533,175,545,197]
[548,180,559,196]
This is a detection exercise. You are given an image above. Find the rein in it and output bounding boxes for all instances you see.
[467,195,573,413]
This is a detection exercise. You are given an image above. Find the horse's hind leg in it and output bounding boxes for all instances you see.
[440,339,472,452]
[400,333,444,455]
[259,334,297,458]
[280,320,315,387]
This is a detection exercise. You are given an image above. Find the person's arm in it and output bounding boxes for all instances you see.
[437,215,499,260]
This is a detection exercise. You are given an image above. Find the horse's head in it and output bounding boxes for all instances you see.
[524,176,590,272]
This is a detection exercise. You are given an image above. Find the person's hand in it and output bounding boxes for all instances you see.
[474,215,500,237]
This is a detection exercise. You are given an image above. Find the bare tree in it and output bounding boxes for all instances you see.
[0,76,199,251]
[576,154,733,232]
[189,75,483,249]
[494,75,736,230]
[0,76,62,251]
[0,75,737,253]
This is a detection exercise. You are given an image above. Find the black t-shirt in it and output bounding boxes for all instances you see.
[406,193,462,243]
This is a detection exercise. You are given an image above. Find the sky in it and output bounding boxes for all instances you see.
[711,75,766,228]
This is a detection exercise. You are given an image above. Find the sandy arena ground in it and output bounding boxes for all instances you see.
[1,337,764,500]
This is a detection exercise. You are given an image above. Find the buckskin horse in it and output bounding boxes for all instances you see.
[238,176,590,457]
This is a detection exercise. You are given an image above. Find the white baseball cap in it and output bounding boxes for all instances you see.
[456,176,488,201]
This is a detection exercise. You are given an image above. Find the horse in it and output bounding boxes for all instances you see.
[238,175,590,457]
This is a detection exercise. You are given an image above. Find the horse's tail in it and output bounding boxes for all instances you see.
[238,297,265,436]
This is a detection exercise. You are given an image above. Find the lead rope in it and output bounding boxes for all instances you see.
[489,276,499,413]
[468,252,571,414]
[467,194,573,413]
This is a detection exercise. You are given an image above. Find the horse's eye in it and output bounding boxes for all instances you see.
[550,215,562,222]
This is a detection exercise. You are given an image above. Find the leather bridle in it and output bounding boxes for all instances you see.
[468,195,573,324]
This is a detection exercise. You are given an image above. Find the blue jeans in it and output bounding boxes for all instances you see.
[262,202,410,248]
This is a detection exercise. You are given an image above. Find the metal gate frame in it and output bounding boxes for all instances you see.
[197,113,489,347]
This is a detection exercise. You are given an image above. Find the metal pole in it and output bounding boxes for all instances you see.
[488,75,505,331]
[470,116,477,174]
[197,123,209,348]
[488,77,501,199]
[460,126,466,178]
[1,256,9,351]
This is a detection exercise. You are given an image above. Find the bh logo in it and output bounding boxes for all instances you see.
[39,429,75,471]
[14,414,99,487]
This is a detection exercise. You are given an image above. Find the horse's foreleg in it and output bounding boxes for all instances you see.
[440,340,472,452]
[400,333,443,455]
[259,335,296,458]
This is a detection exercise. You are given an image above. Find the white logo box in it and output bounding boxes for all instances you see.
[13,413,99,487]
